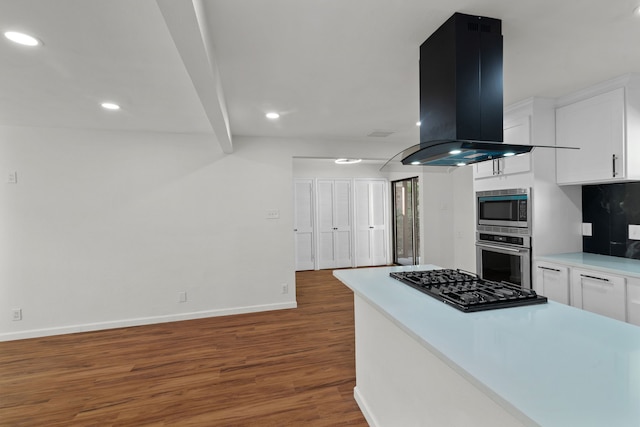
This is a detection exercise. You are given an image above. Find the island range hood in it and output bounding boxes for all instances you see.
[400,12,533,167]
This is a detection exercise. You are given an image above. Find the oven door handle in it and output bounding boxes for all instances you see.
[476,243,525,253]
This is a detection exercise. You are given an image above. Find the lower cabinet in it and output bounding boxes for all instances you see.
[535,262,570,305]
[535,257,640,326]
[627,277,640,327]
[570,268,626,322]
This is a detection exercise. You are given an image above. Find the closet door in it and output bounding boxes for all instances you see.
[317,179,353,269]
[355,179,388,267]
[293,179,315,271]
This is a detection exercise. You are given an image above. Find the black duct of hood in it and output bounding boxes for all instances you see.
[405,12,533,166]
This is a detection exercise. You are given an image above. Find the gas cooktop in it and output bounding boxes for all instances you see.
[389,269,547,312]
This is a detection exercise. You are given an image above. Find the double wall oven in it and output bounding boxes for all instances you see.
[476,188,532,289]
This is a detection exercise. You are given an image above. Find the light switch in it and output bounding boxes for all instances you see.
[582,223,593,237]
[629,224,640,240]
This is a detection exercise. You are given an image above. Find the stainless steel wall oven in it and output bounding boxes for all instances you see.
[476,188,532,289]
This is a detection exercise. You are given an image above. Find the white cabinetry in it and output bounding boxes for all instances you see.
[556,74,640,185]
[534,261,570,305]
[474,98,583,286]
[627,277,640,327]
[293,179,315,271]
[354,179,388,267]
[317,179,353,269]
[474,115,531,179]
[570,268,626,322]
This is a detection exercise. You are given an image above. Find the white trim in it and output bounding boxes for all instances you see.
[353,386,379,427]
[555,73,640,107]
[0,302,297,342]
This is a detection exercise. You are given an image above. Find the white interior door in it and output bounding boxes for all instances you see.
[317,180,336,269]
[316,179,353,269]
[333,180,353,268]
[369,180,388,266]
[294,179,314,271]
[355,179,388,267]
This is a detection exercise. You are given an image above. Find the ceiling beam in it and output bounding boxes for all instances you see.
[156,0,233,153]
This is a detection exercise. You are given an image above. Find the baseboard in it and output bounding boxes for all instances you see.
[0,301,298,342]
[354,386,379,427]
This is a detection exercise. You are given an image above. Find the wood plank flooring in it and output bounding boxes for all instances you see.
[0,270,368,426]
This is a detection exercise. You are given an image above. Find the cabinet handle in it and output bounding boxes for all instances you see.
[369,226,374,229]
[580,273,610,283]
[538,266,561,272]
[294,229,298,231]
[612,154,617,177]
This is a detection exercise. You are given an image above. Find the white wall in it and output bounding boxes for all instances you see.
[1,128,401,340]
[293,159,386,179]
[387,166,475,270]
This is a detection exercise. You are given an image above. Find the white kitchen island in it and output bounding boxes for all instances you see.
[334,265,640,427]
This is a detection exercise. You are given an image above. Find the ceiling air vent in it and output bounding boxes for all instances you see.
[367,130,395,137]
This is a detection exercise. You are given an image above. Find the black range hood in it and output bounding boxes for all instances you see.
[402,12,533,167]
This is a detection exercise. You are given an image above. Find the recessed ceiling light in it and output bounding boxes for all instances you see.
[266,112,280,119]
[456,162,466,167]
[449,149,462,155]
[335,158,362,164]
[101,102,120,110]
[503,152,515,157]
[634,6,640,15]
[4,31,40,47]
[416,121,421,126]
[411,161,421,165]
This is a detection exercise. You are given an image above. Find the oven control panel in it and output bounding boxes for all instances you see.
[478,233,525,246]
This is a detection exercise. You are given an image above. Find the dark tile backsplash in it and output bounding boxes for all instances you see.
[582,182,640,259]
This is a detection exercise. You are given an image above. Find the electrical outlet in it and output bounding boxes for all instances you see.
[178,291,187,303]
[266,209,280,219]
[8,172,17,184]
[281,284,288,294]
[12,309,22,321]
[629,224,640,240]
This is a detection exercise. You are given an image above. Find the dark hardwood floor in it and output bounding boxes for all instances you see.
[0,270,368,426]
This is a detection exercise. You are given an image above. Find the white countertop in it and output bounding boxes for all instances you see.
[334,265,640,427]
[537,252,640,278]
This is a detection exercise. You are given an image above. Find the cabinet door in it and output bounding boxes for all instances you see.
[556,88,625,184]
[570,268,626,322]
[535,262,569,305]
[474,159,499,179]
[627,277,640,327]
[474,115,531,179]
[503,114,531,147]
[355,180,388,267]
[293,179,315,271]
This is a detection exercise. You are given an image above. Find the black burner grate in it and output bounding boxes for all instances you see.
[390,269,547,312]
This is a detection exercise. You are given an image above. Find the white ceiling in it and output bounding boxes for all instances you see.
[1,0,640,154]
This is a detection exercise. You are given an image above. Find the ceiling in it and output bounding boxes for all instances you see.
[1,0,640,155]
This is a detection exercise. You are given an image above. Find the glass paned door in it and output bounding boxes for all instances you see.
[392,177,420,265]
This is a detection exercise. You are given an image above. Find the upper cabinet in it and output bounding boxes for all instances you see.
[556,74,640,185]
[474,114,531,179]
[473,98,583,278]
